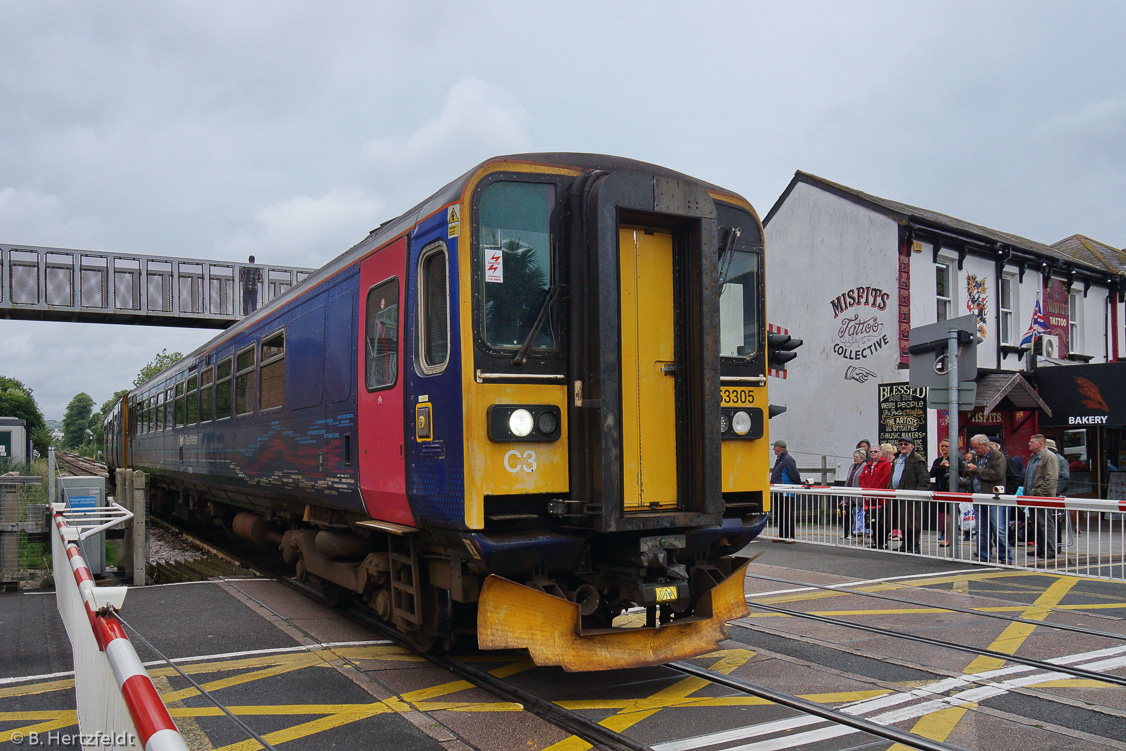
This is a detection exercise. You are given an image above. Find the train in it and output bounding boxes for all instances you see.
[105,153,771,671]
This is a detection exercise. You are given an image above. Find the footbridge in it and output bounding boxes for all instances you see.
[1,243,315,328]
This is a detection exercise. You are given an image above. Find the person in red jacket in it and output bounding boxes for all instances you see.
[859,444,892,549]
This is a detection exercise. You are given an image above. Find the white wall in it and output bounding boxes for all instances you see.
[765,183,901,476]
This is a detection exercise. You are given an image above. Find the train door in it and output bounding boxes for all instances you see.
[619,226,678,510]
[357,237,415,526]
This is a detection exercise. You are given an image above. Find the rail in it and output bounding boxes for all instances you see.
[51,502,188,751]
[768,484,1126,581]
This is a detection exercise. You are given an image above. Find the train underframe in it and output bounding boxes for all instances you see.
[147,478,765,670]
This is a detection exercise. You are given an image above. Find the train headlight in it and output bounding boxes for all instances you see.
[509,409,534,437]
[732,410,752,436]
[719,412,730,434]
[537,410,559,436]
[487,405,562,442]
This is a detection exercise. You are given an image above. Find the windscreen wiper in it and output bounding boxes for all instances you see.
[718,227,741,286]
[512,285,562,365]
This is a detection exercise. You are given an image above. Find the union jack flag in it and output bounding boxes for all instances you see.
[1019,296,1048,348]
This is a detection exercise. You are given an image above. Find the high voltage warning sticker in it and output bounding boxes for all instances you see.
[448,205,460,238]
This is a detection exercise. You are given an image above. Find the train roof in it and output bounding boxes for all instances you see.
[130,153,748,394]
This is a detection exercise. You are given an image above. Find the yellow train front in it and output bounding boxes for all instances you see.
[452,155,771,670]
[109,153,771,672]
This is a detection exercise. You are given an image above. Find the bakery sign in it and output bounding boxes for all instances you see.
[831,286,892,382]
[1037,361,1126,428]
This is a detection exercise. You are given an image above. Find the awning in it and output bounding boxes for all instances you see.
[974,373,1051,416]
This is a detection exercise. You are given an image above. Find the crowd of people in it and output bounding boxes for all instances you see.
[770,433,1072,560]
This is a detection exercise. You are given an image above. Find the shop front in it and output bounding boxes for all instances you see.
[1037,362,1126,499]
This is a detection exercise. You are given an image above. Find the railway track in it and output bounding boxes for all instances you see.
[157,517,996,751]
[54,450,108,478]
[61,463,1125,749]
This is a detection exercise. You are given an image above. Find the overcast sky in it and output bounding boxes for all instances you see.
[2,1,1124,421]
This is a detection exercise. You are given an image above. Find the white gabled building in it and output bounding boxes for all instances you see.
[763,171,1125,491]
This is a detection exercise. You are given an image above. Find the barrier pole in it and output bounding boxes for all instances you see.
[52,504,187,751]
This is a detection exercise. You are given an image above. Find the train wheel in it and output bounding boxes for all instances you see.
[322,581,346,608]
[407,629,439,653]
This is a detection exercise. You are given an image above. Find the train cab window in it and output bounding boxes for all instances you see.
[365,279,399,390]
[186,375,199,424]
[175,382,186,427]
[478,181,558,351]
[235,345,257,416]
[216,357,233,420]
[719,244,762,360]
[418,243,449,374]
[200,367,214,422]
[260,331,285,412]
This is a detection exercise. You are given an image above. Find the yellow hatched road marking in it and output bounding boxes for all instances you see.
[890,574,1082,748]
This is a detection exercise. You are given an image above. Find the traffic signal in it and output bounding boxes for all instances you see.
[767,331,803,371]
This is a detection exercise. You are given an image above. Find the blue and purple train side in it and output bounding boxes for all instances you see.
[107,153,772,670]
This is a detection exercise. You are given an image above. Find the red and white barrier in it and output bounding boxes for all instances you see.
[52,504,188,751]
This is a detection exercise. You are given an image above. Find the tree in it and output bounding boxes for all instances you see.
[135,348,183,387]
[0,375,51,457]
[62,392,96,450]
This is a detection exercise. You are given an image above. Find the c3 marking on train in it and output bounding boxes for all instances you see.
[503,450,537,474]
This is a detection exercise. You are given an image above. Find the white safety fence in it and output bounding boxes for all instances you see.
[52,502,188,751]
[769,485,1126,582]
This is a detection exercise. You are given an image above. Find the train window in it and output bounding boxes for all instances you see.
[365,279,399,390]
[216,357,233,420]
[719,245,761,360]
[156,392,165,431]
[146,396,154,433]
[478,181,557,351]
[200,367,214,422]
[186,375,199,424]
[260,331,285,412]
[235,345,257,416]
[175,382,186,427]
[418,243,449,374]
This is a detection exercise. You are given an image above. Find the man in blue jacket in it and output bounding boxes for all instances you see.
[770,440,802,543]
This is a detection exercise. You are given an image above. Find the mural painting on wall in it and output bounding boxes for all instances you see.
[830,285,891,383]
[965,274,988,339]
[1044,277,1070,355]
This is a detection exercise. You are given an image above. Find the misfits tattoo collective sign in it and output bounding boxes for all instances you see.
[831,286,892,383]
[878,382,928,457]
